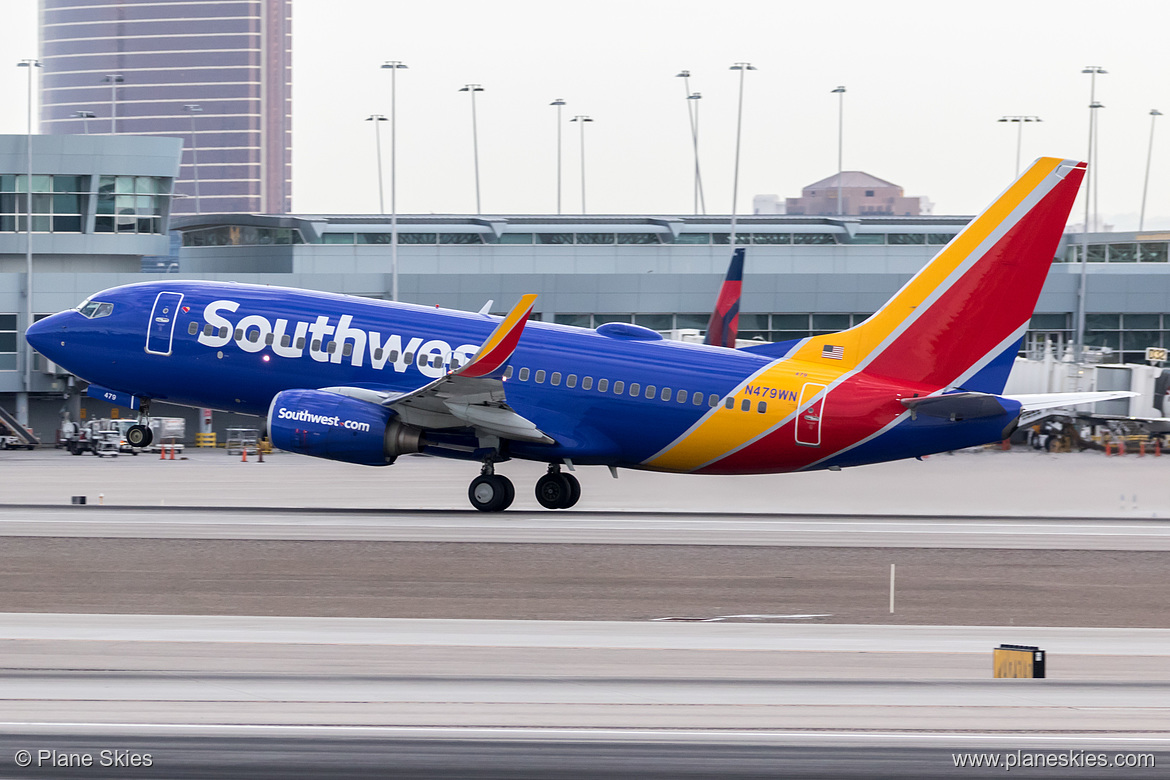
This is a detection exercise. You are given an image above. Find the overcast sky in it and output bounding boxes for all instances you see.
[2,0,1169,228]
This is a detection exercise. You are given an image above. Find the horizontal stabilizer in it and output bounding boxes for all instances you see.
[900,392,1009,420]
[1004,391,1137,412]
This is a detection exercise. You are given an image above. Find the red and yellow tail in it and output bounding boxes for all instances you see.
[796,157,1085,391]
[646,157,1086,474]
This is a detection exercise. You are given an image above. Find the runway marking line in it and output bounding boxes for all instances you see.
[0,723,1169,743]
[2,503,1166,524]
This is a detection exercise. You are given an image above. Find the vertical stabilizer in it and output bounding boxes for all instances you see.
[704,247,745,348]
[796,157,1086,393]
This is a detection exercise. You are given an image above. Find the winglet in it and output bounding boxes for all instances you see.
[455,294,538,378]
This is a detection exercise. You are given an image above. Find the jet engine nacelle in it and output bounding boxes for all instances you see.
[267,388,424,466]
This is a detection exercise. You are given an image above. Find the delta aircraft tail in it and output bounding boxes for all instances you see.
[704,247,744,348]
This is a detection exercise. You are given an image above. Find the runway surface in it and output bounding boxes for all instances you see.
[0,615,1167,778]
[1,536,1169,625]
[0,730,1163,779]
[2,446,1169,517]
[3,504,1170,549]
[2,447,1168,775]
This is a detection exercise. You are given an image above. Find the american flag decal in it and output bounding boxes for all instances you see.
[822,344,844,360]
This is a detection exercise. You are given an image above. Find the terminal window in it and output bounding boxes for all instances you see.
[184,225,303,246]
[94,176,170,235]
[440,233,484,244]
[0,174,88,233]
[1083,312,1170,362]
[0,314,15,370]
[398,232,438,244]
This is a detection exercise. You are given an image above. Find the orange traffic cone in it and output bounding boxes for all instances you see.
[241,447,247,463]
[169,442,176,460]
[159,444,165,460]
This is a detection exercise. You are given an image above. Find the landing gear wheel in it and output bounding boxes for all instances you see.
[536,472,580,509]
[469,474,515,512]
[561,473,581,509]
[126,424,153,449]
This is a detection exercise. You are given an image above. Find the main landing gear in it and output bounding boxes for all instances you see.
[535,464,580,510]
[466,461,581,512]
[468,461,515,513]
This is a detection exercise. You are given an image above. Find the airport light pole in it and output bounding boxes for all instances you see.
[688,92,705,214]
[366,114,387,213]
[550,98,566,214]
[382,60,407,301]
[570,115,593,213]
[728,62,756,245]
[460,84,484,214]
[17,58,40,426]
[1140,109,1162,232]
[103,74,124,133]
[183,104,203,214]
[998,116,1042,177]
[1083,67,1107,232]
[73,110,96,134]
[676,70,706,215]
[1076,65,1106,364]
[832,86,846,215]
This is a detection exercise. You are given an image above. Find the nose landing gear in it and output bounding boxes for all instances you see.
[468,460,515,512]
[126,399,154,449]
[535,464,580,510]
[126,423,153,449]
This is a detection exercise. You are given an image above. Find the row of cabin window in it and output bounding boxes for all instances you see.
[190,322,453,368]
[504,365,769,414]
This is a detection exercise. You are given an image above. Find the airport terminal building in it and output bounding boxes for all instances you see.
[2,134,1169,442]
[174,212,1170,365]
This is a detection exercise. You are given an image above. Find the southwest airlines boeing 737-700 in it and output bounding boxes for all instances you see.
[26,157,1127,511]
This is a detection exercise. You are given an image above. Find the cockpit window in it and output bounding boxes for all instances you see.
[78,301,114,319]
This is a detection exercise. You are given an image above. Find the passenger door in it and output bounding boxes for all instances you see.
[145,291,184,356]
[795,382,826,447]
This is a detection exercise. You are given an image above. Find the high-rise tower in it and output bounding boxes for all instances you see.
[39,0,292,215]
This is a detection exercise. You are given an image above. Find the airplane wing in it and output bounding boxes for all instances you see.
[320,294,554,444]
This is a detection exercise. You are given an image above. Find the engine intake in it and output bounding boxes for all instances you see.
[267,388,424,466]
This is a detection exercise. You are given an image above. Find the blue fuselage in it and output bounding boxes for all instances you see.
[30,280,771,466]
[28,280,1020,474]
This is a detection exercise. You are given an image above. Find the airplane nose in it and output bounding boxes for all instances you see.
[25,311,68,355]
